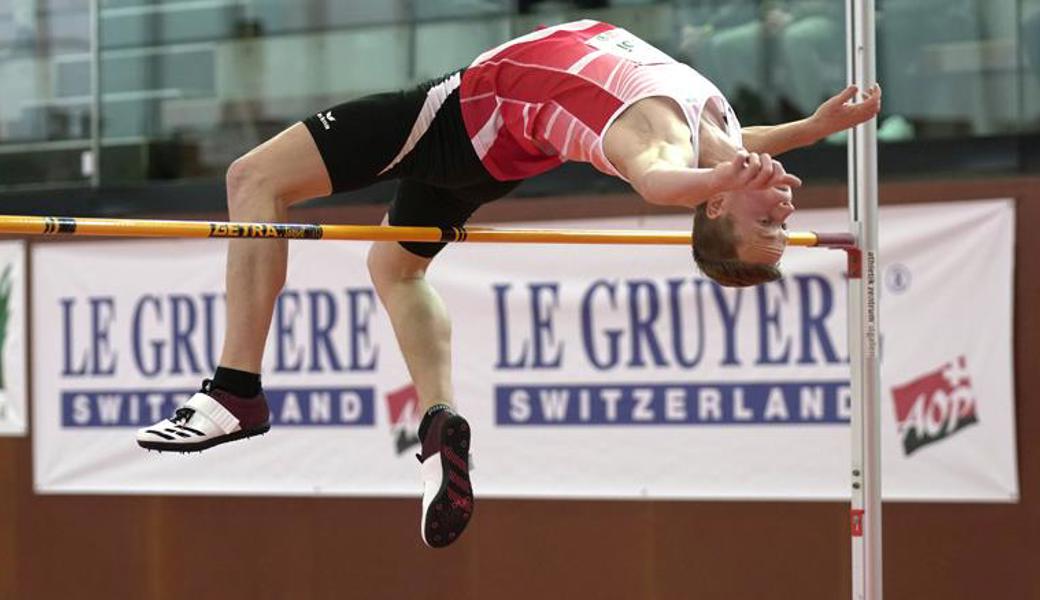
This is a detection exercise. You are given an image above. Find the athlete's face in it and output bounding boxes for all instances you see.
[718,185,796,265]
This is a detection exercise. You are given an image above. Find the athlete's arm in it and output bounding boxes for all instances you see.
[603,104,723,207]
[609,137,720,208]
[742,84,882,156]
[605,98,801,207]
[610,138,801,208]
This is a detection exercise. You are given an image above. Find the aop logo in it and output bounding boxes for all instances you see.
[891,356,978,456]
[386,383,420,455]
[317,110,336,130]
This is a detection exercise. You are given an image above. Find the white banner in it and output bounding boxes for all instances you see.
[0,241,27,436]
[32,200,1018,501]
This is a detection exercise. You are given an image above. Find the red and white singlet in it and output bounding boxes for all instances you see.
[458,20,743,182]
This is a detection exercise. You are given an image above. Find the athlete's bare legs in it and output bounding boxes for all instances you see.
[214,120,454,413]
[138,122,332,452]
[368,232,473,548]
[367,232,454,413]
[218,123,331,371]
[138,105,475,550]
[217,121,456,411]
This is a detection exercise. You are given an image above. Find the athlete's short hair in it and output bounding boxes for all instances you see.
[691,203,783,287]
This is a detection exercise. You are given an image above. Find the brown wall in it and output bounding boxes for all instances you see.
[1,177,1038,600]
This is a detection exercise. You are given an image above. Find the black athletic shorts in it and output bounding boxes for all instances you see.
[302,70,520,258]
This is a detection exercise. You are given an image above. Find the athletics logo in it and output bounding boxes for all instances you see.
[891,356,978,456]
[317,110,336,130]
[386,384,420,455]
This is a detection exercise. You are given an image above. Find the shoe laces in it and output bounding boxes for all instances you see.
[170,379,210,424]
[171,407,195,424]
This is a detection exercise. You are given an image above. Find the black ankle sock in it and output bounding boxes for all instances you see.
[212,366,261,397]
[418,404,453,441]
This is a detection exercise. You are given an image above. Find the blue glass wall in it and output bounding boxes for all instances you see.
[2,0,1039,192]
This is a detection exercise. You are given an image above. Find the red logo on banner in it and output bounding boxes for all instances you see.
[891,356,978,456]
[386,384,421,456]
[850,509,864,537]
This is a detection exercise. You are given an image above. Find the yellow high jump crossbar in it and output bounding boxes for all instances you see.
[0,215,855,248]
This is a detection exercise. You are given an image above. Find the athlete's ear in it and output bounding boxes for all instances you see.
[705,193,726,219]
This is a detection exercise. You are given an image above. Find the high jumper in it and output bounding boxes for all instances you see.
[132,19,880,549]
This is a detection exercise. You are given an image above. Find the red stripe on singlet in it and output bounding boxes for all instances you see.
[483,124,562,180]
[494,61,623,133]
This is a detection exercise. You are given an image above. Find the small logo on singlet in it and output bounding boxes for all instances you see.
[317,110,336,130]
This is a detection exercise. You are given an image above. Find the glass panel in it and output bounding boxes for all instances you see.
[93,0,422,183]
[3,0,1040,194]
[0,0,93,189]
[413,0,511,21]
[1021,0,1040,134]
[676,0,1029,175]
[879,0,1019,138]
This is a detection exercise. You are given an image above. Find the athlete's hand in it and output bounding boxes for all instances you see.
[810,83,882,137]
[710,152,802,194]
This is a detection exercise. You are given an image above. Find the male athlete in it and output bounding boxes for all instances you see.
[136,20,881,548]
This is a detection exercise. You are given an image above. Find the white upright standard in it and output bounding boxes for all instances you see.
[845,0,882,598]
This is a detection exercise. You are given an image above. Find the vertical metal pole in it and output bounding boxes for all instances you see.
[88,0,101,187]
[846,0,882,598]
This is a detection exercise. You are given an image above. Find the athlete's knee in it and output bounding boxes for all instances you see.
[367,242,430,291]
[225,153,275,214]
[226,149,302,218]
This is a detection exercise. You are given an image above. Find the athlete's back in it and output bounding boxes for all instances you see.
[458,20,742,181]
